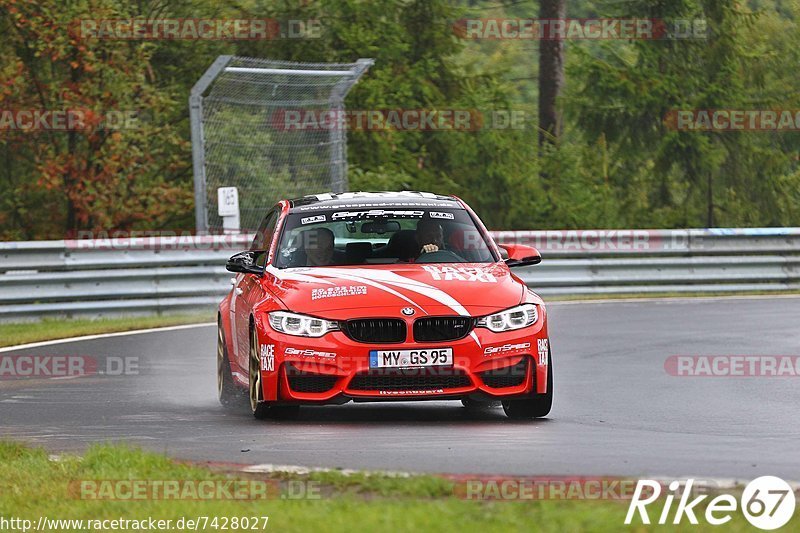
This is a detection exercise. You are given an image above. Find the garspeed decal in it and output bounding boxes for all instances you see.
[429,211,454,220]
[300,214,326,224]
[422,265,497,283]
[284,347,336,359]
[378,389,445,396]
[331,210,424,220]
[260,344,275,372]
[484,342,531,356]
[538,339,549,365]
[311,285,367,300]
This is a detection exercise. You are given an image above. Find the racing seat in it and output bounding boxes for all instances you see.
[345,242,373,264]
[375,230,419,261]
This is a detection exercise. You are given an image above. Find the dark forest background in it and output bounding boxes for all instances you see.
[1,0,798,239]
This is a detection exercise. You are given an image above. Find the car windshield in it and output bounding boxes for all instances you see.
[274,207,496,268]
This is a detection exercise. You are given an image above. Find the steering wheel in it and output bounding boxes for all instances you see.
[416,249,465,263]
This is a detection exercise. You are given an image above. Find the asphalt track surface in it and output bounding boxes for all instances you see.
[2,296,799,479]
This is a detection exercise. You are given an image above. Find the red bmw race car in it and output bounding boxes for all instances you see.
[217,191,552,419]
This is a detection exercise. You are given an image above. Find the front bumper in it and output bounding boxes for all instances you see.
[254,318,550,404]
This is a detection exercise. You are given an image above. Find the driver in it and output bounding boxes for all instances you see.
[415,218,445,257]
[302,227,338,266]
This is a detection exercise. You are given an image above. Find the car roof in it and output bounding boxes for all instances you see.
[287,191,462,212]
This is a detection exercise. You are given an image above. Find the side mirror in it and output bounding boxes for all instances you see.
[499,243,542,267]
[226,251,264,275]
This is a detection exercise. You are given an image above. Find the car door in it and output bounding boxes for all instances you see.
[231,208,279,369]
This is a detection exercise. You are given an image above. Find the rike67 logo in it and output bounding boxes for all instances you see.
[626,476,796,530]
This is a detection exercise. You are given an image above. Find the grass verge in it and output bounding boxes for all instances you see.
[0,314,213,348]
[0,441,761,532]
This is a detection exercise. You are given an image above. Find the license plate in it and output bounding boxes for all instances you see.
[369,348,453,369]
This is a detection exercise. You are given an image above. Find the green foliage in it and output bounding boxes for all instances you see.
[0,0,195,239]
[565,0,800,227]
[1,0,798,238]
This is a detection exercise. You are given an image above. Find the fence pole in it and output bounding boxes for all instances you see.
[190,55,233,234]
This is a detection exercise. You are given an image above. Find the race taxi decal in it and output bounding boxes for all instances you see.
[260,344,275,371]
[311,285,368,300]
[537,339,549,365]
[422,265,497,283]
[483,342,531,357]
[284,347,336,359]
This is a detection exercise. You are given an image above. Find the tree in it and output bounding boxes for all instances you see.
[0,0,193,239]
[538,0,566,147]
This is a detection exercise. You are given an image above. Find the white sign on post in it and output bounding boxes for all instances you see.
[217,187,240,233]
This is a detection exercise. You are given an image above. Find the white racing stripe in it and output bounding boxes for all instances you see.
[343,268,472,316]
[270,266,426,312]
[280,267,472,316]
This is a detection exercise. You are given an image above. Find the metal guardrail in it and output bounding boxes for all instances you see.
[1,228,798,320]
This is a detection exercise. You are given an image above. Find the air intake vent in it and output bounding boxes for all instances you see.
[413,316,474,342]
[344,319,406,343]
[286,366,338,393]
[479,358,529,389]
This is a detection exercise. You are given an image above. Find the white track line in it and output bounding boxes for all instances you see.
[548,294,800,306]
[0,322,215,353]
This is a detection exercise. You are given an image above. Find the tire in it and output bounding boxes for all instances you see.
[269,405,301,419]
[249,327,271,420]
[502,351,553,420]
[217,320,246,409]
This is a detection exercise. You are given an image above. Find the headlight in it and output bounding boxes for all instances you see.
[268,311,339,337]
[476,304,538,332]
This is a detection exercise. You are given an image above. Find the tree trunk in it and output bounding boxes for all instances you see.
[538,0,566,147]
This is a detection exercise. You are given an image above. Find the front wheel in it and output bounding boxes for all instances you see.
[249,327,271,420]
[502,352,553,419]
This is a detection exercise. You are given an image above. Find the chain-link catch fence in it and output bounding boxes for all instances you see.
[190,56,373,233]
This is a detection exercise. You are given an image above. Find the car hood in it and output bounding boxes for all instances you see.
[263,263,526,319]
